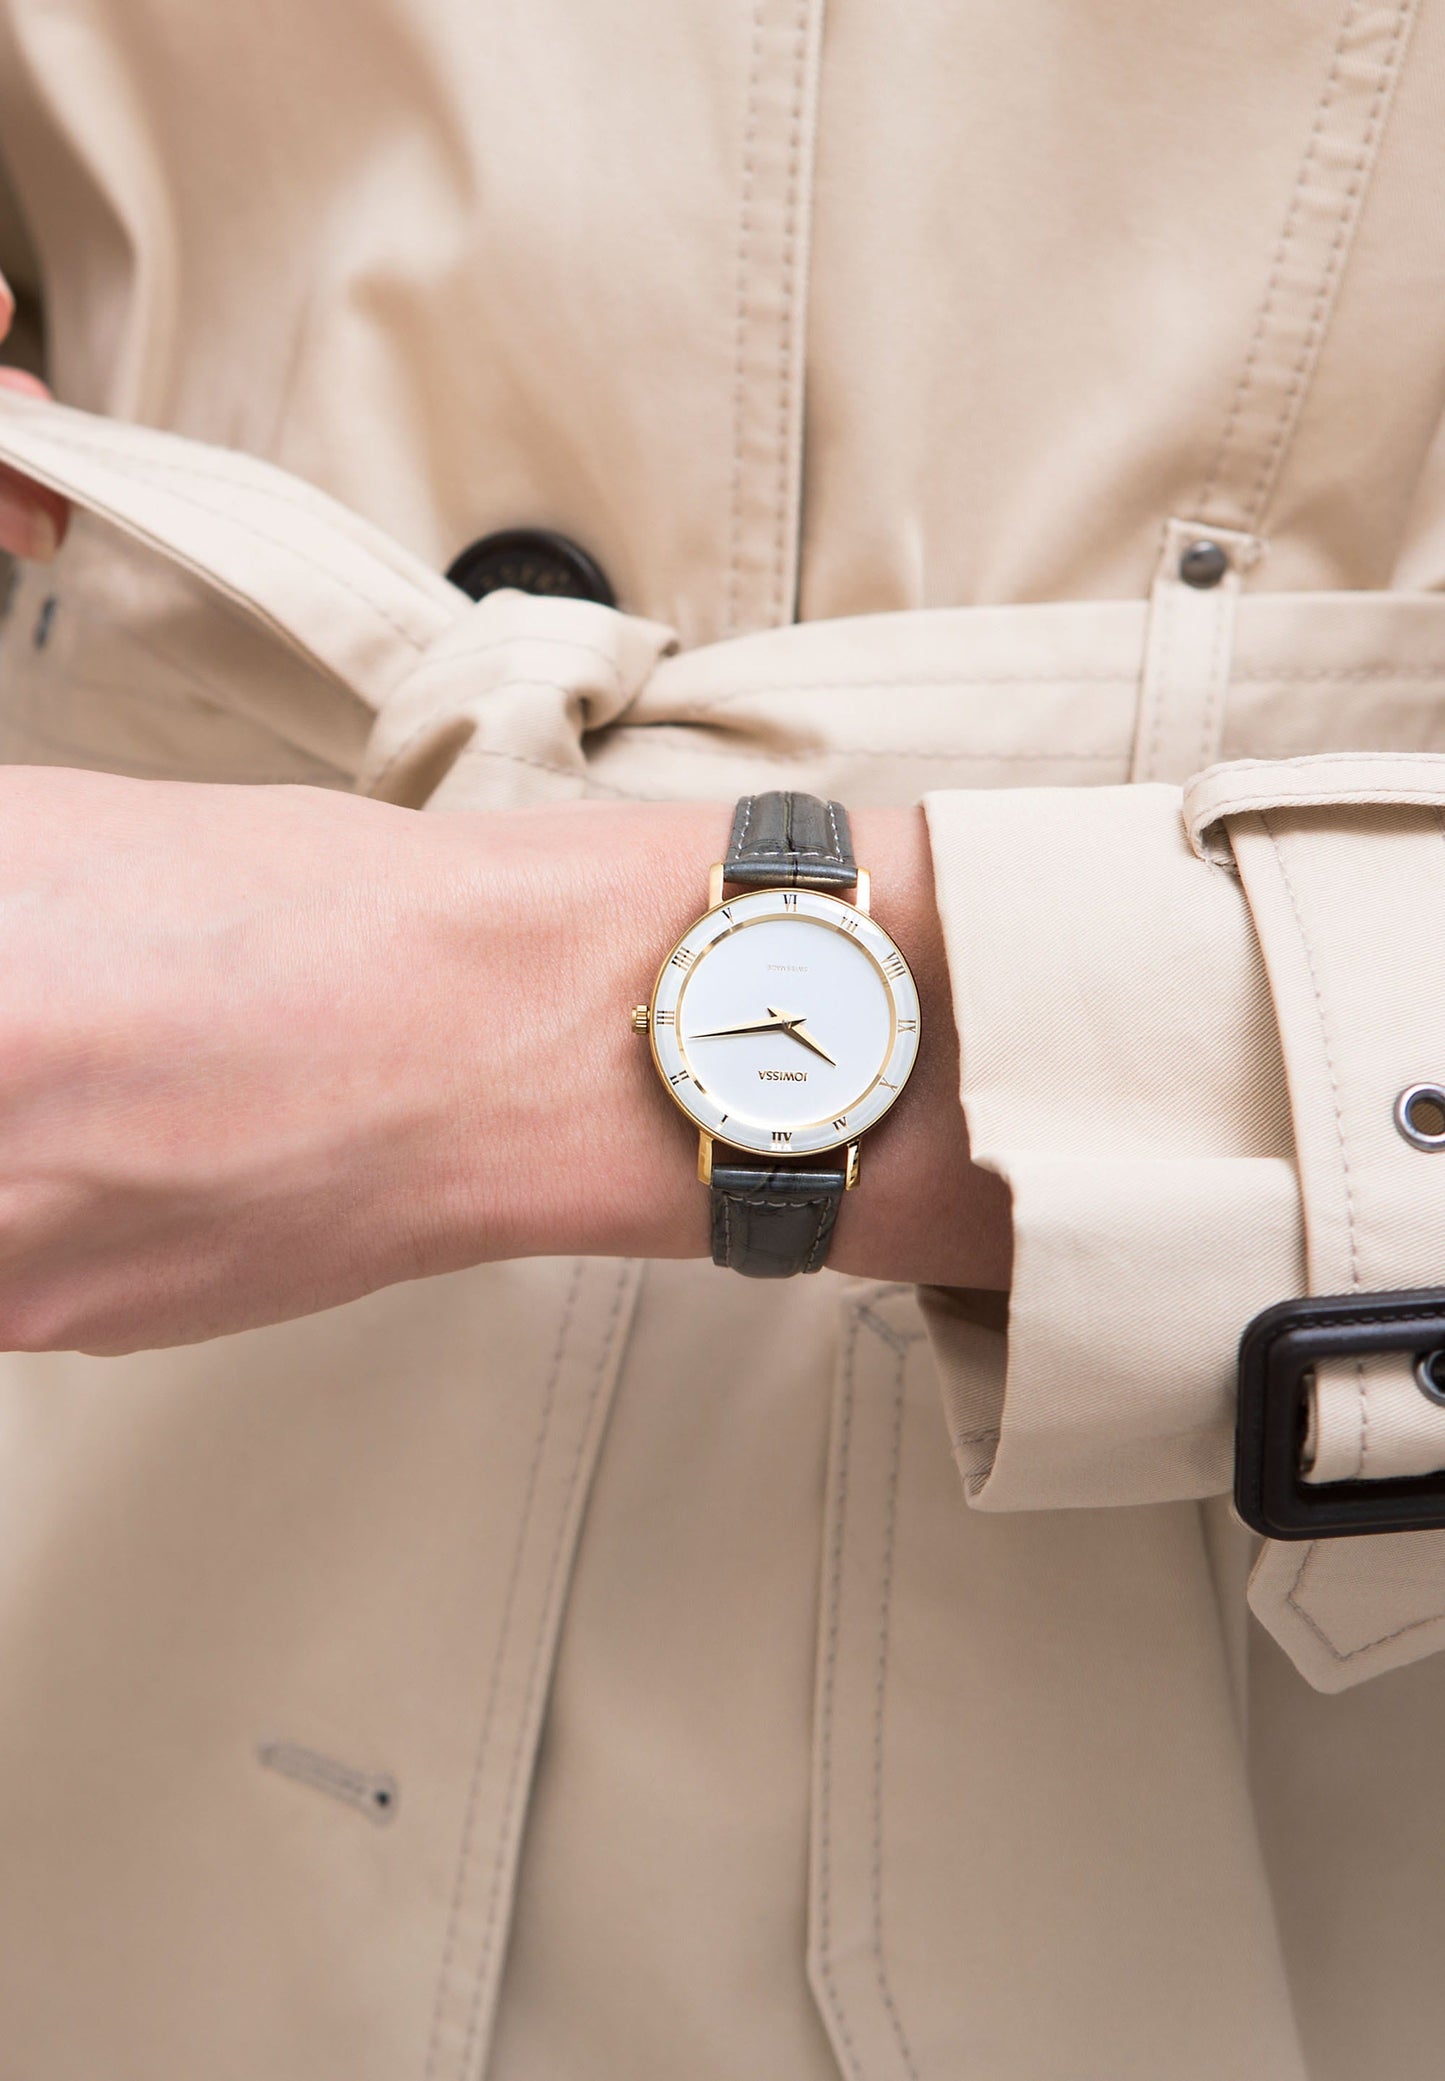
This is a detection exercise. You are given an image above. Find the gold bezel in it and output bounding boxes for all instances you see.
[645,885,921,1160]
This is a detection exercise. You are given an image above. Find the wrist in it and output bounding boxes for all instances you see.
[433,798,1009,1290]
[825,807,1011,1287]
[427,800,719,1267]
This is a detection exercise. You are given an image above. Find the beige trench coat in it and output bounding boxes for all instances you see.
[4,1,1445,2074]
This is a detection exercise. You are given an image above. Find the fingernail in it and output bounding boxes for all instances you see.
[25,509,59,563]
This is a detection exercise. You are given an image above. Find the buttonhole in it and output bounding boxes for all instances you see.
[257,1736,398,1825]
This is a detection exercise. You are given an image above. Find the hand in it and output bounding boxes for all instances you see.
[0,270,68,561]
[0,770,1009,1353]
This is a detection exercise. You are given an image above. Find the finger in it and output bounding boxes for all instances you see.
[0,271,12,344]
[0,365,50,402]
[0,369,69,561]
[0,459,65,562]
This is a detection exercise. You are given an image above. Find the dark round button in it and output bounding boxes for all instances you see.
[446,528,615,607]
[1178,539,1230,590]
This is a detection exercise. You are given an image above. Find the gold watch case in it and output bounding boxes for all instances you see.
[633,864,921,1174]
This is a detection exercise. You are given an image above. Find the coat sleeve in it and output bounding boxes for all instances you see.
[921,757,1445,1511]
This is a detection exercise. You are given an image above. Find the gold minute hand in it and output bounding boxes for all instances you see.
[688,1013,793,1041]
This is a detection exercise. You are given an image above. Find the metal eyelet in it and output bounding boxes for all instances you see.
[1394,1083,1445,1150]
[1415,1350,1445,1408]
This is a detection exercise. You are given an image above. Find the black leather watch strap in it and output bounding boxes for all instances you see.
[723,790,856,891]
[710,1163,847,1278]
[708,792,856,1277]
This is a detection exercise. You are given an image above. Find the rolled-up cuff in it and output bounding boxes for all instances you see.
[921,781,1305,1512]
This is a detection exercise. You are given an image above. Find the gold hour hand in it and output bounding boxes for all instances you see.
[766,1007,838,1067]
[784,1022,837,1067]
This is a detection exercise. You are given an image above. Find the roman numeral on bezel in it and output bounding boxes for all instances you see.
[772,1129,792,1146]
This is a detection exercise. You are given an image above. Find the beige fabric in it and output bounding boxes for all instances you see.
[1190,759,1445,1489]
[923,780,1301,1508]
[1185,763,1445,1689]
[1130,518,1261,784]
[5,1,1445,2075]
[1199,770,1445,1489]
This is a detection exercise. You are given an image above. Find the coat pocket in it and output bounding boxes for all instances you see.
[807,1286,1307,2081]
[0,1256,641,2080]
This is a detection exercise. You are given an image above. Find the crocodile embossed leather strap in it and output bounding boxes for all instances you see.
[711,1164,847,1278]
[722,790,857,890]
[711,793,857,1277]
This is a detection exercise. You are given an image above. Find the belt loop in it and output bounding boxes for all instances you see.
[1130,518,1262,785]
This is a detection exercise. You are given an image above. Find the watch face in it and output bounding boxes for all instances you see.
[649,888,920,1159]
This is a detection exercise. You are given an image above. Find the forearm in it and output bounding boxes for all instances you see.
[437,799,1012,1290]
[0,769,1008,1356]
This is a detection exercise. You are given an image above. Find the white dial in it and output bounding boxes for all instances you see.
[648,888,920,1158]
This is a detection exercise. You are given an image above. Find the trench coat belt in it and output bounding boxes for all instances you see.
[11,390,1445,1696]
[6,389,1445,818]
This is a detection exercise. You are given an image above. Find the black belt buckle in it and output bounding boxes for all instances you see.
[1236,1288,1445,1538]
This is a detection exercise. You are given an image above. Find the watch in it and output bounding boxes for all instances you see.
[631,791,921,1277]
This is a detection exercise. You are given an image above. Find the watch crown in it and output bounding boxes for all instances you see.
[630,1003,651,1034]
